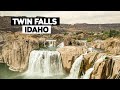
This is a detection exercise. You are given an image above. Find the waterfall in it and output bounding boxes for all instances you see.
[66,52,88,79]
[57,42,64,48]
[81,55,107,79]
[23,50,64,78]
[82,68,94,79]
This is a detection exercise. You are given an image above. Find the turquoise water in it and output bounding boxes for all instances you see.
[0,63,67,79]
[0,63,21,79]
[0,61,67,79]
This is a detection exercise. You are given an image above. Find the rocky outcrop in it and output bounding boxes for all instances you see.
[103,38,120,55]
[57,46,87,73]
[79,52,106,75]
[0,32,41,72]
[83,52,98,72]
[83,52,107,71]
[64,36,76,46]
[90,56,120,79]
[91,38,120,55]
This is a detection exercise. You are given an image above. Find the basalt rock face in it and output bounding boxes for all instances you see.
[57,46,87,73]
[90,56,120,79]
[0,33,40,72]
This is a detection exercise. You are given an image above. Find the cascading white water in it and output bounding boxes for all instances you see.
[81,68,94,79]
[65,52,88,79]
[81,55,107,79]
[88,47,94,52]
[67,55,84,79]
[23,50,64,78]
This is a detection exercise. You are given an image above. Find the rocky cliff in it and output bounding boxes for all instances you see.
[57,46,87,73]
[90,55,120,79]
[1,30,120,79]
[82,52,106,72]
[0,32,41,72]
[57,46,120,79]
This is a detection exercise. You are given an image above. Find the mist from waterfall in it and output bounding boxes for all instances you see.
[23,50,65,79]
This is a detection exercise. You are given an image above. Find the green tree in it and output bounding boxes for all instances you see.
[109,30,119,37]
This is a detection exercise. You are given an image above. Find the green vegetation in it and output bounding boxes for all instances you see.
[63,32,68,35]
[87,37,94,42]
[103,30,120,38]
[109,30,120,37]
[88,30,120,40]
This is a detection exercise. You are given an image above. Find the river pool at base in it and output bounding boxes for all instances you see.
[0,63,68,79]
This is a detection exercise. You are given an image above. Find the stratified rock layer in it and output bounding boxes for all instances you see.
[2,39,40,72]
[57,46,87,73]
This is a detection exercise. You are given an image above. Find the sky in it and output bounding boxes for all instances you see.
[0,11,120,24]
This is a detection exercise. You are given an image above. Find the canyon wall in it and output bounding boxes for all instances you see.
[0,32,41,72]
[1,31,120,79]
